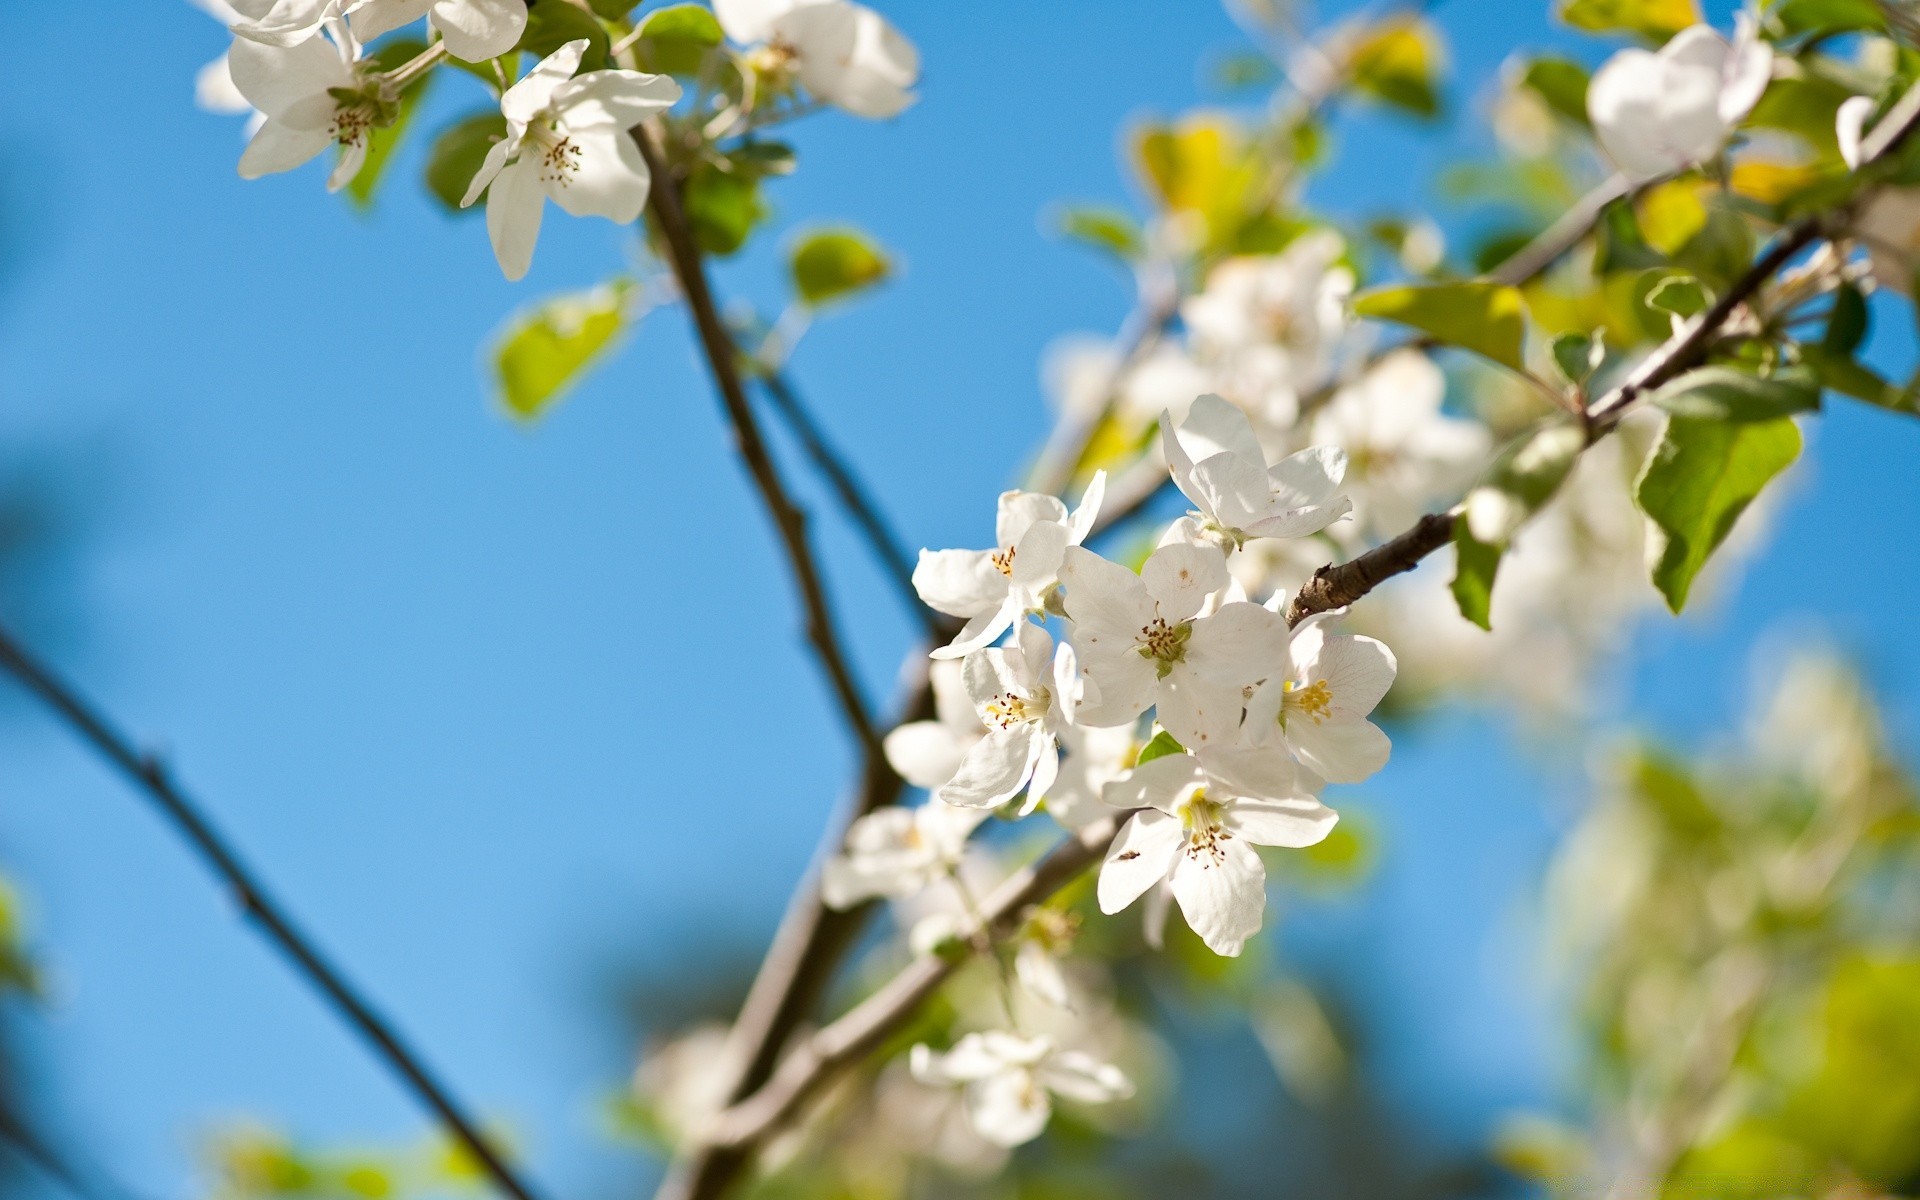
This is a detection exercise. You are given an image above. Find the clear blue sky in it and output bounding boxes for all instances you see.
[1,2,1917,1198]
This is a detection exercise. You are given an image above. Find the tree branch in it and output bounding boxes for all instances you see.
[634,126,882,760]
[753,370,942,635]
[0,625,544,1200]
[703,815,1120,1151]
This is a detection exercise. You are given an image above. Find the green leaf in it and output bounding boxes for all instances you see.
[492,280,634,421]
[1054,205,1144,263]
[1520,57,1591,127]
[728,140,796,177]
[683,161,766,256]
[1645,273,1709,319]
[517,2,610,71]
[788,228,892,307]
[1800,345,1912,413]
[631,3,724,75]
[1463,420,1584,543]
[1559,0,1699,40]
[423,111,508,214]
[1351,279,1529,373]
[1649,366,1821,422]
[1774,0,1887,36]
[1450,515,1502,630]
[587,0,638,18]
[1634,414,1801,612]
[1135,730,1186,766]
[1550,329,1604,387]
[1824,281,1868,354]
[1348,17,1445,119]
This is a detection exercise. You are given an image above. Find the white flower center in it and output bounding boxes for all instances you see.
[527,118,583,186]
[983,687,1048,730]
[1135,617,1190,675]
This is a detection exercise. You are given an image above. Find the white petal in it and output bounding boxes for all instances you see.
[937,726,1041,808]
[1040,1053,1135,1104]
[503,39,587,124]
[1176,392,1264,466]
[1286,718,1391,785]
[1070,647,1157,728]
[545,124,652,223]
[1102,753,1204,814]
[1838,94,1873,169]
[967,1070,1051,1147]
[1096,810,1183,914]
[1008,519,1070,597]
[912,548,1006,619]
[883,720,971,789]
[485,156,546,280]
[1241,496,1352,541]
[349,0,432,43]
[431,0,527,62]
[1059,546,1156,642]
[1065,469,1107,544]
[1269,445,1347,507]
[1294,629,1398,719]
[713,0,792,43]
[227,32,351,116]
[779,2,919,119]
[995,490,1070,550]
[1184,601,1288,687]
[196,51,255,115]
[1224,795,1338,849]
[1718,13,1772,125]
[1155,666,1245,748]
[326,135,368,191]
[550,69,684,128]
[237,117,332,177]
[1197,744,1302,803]
[1140,543,1227,623]
[1171,835,1267,956]
[460,135,515,208]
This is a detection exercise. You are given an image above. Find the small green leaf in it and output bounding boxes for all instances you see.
[517,2,610,71]
[1634,414,1801,612]
[728,140,796,177]
[1450,515,1502,630]
[1774,0,1887,35]
[1054,205,1144,263]
[1559,0,1699,40]
[788,227,891,306]
[492,280,634,421]
[1136,730,1186,766]
[1464,420,1584,543]
[632,3,724,75]
[1351,279,1529,373]
[423,111,508,214]
[1549,329,1604,387]
[1348,17,1445,119]
[1645,273,1709,319]
[1649,366,1821,422]
[1520,57,1591,127]
[1824,281,1868,355]
[683,161,766,256]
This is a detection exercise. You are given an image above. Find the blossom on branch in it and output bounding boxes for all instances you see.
[1242,613,1396,784]
[715,0,920,119]
[1587,15,1772,182]
[1161,394,1351,549]
[353,0,528,63]
[909,1032,1133,1147]
[227,27,372,190]
[937,624,1079,812]
[820,800,986,909]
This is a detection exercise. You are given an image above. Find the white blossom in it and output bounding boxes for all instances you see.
[461,41,681,280]
[715,0,920,119]
[1097,746,1336,956]
[1588,16,1772,182]
[1242,613,1396,784]
[820,801,986,909]
[909,1032,1133,1147]
[352,0,528,63]
[1162,394,1351,548]
[1043,722,1136,832]
[1059,542,1285,748]
[913,473,1105,660]
[1308,350,1491,537]
[226,0,364,47]
[1180,230,1354,419]
[881,659,983,791]
[227,28,372,190]
[937,624,1079,811]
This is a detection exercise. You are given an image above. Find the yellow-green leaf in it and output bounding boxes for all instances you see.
[788,228,892,307]
[1352,279,1530,373]
[492,281,634,421]
[1450,515,1502,630]
[1348,17,1445,119]
[1559,0,1700,41]
[1634,413,1800,612]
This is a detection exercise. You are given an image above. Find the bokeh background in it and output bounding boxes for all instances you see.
[1,1,1917,1197]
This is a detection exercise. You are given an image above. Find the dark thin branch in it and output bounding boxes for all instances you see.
[634,127,881,760]
[754,370,941,635]
[0,625,542,1200]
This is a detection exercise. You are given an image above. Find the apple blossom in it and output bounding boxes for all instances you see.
[912,472,1105,660]
[1043,722,1136,832]
[1097,746,1337,956]
[937,624,1079,812]
[820,800,987,909]
[1307,350,1490,537]
[225,0,363,48]
[1180,230,1354,420]
[1243,614,1397,784]
[1161,394,1351,549]
[352,0,528,63]
[1058,542,1287,748]
[909,1032,1133,1147]
[1587,16,1772,182]
[460,41,681,281]
[881,659,982,791]
[227,28,375,190]
[715,0,920,119]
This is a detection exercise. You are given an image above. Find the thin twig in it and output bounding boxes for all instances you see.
[703,816,1121,1150]
[634,126,882,760]
[0,626,542,1200]
[754,370,941,634]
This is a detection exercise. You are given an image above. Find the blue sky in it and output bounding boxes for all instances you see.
[1,1,1917,1198]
